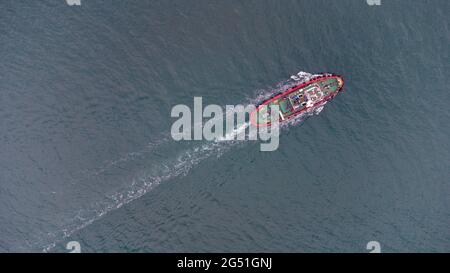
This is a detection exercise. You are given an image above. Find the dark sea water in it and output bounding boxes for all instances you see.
[1,0,449,252]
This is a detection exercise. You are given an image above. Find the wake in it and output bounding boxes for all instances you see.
[38,71,324,252]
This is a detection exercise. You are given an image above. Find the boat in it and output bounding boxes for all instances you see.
[250,74,344,126]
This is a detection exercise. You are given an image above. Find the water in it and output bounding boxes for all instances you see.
[0,0,449,252]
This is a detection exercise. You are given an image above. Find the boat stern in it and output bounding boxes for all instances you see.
[250,104,272,127]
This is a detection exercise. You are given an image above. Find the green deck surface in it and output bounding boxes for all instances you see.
[255,77,342,125]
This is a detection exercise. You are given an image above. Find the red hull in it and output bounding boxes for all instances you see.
[250,74,344,127]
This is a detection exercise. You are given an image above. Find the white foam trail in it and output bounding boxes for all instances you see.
[38,71,327,252]
[77,134,172,178]
[216,122,250,142]
[41,140,234,252]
